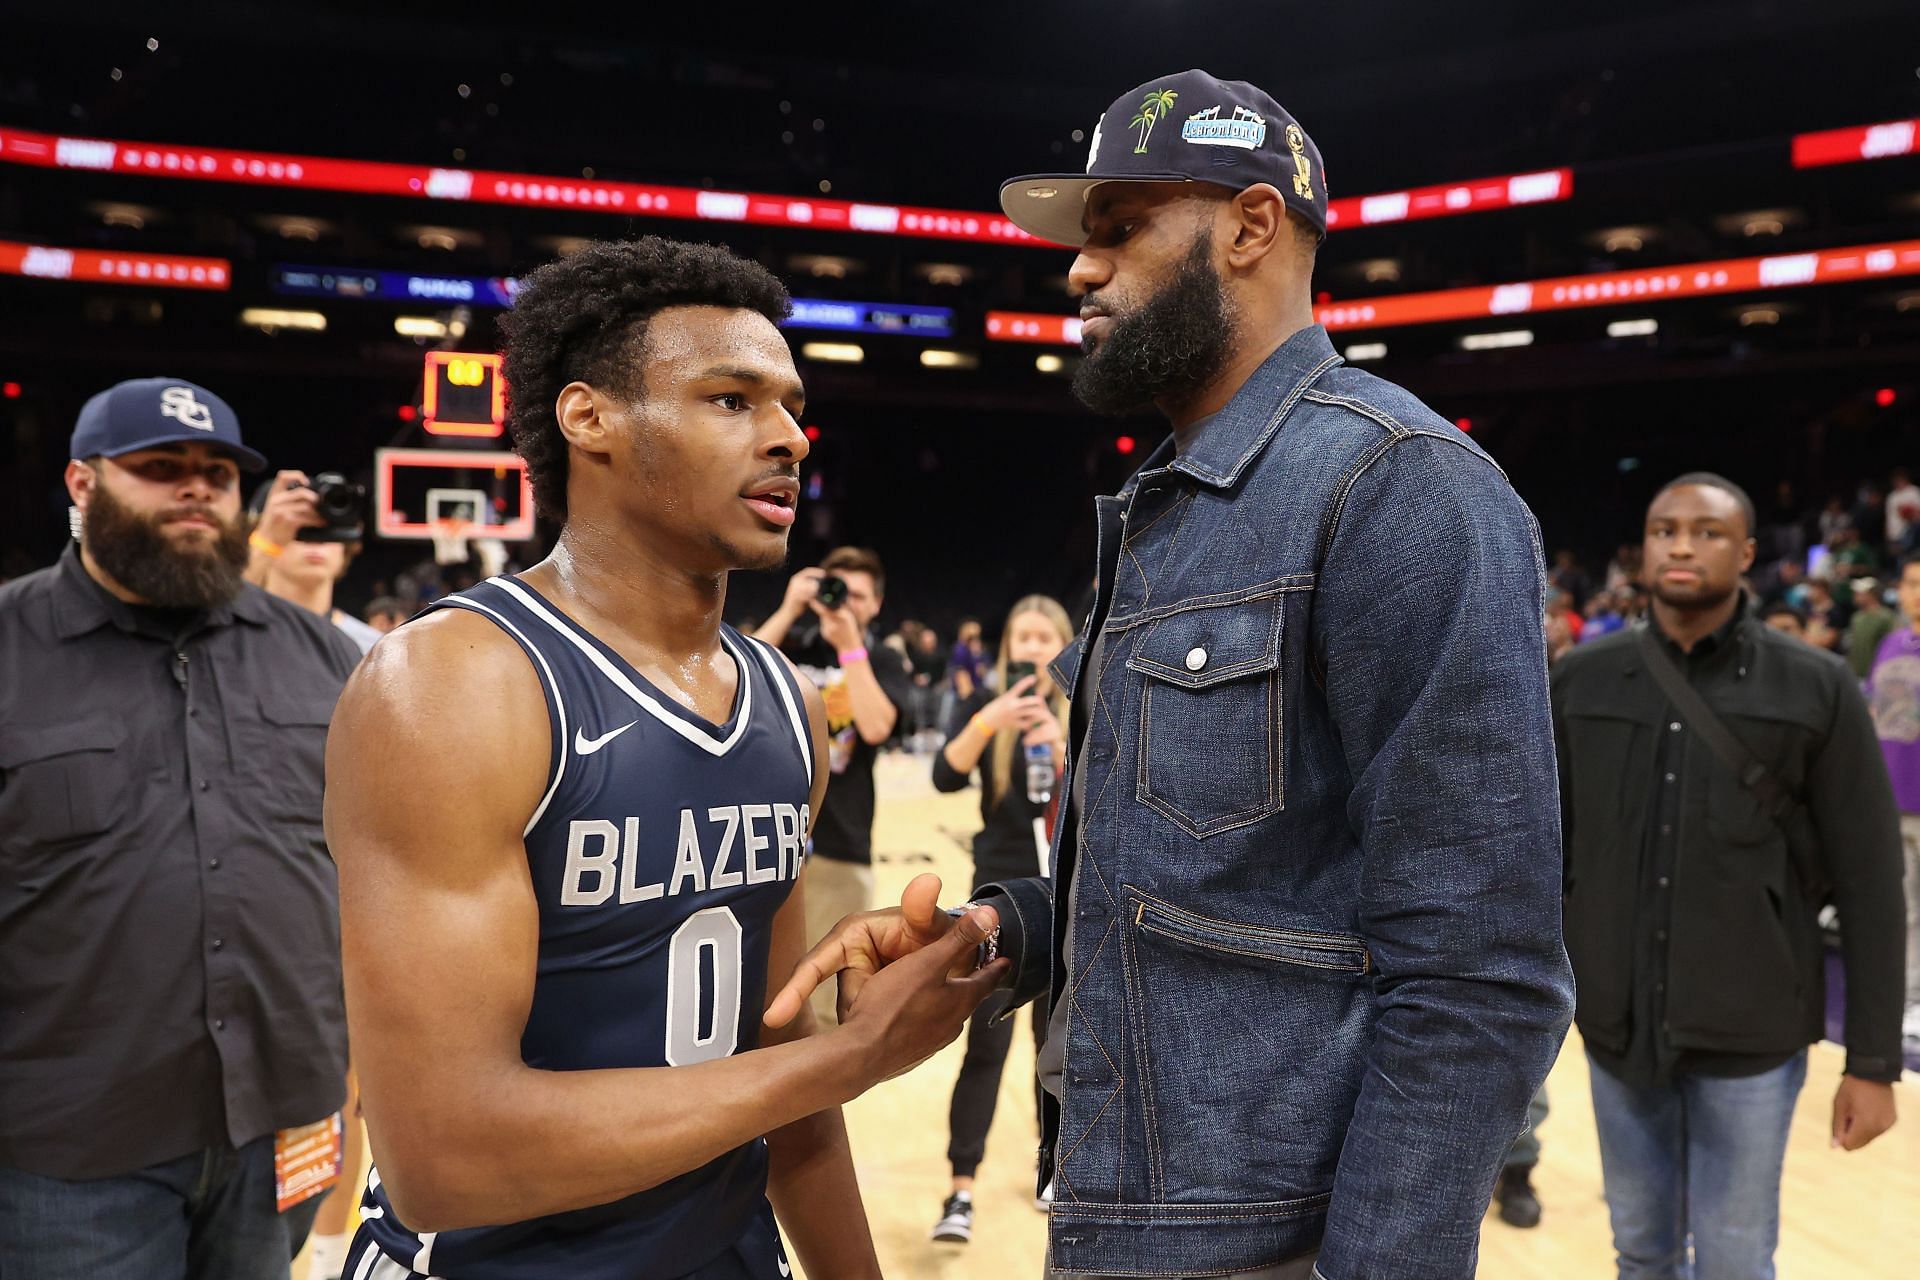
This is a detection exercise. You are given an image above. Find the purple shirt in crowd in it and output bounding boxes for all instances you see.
[950,641,984,689]
[1866,626,1920,814]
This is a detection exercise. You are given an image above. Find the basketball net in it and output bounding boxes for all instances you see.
[430,517,471,566]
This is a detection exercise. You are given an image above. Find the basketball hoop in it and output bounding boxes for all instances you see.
[431,517,471,566]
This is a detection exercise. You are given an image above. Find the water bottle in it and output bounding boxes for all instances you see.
[1025,741,1055,806]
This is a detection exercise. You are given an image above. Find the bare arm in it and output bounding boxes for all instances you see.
[838,653,900,745]
[763,674,882,1278]
[244,469,322,587]
[328,610,1001,1233]
[753,568,824,648]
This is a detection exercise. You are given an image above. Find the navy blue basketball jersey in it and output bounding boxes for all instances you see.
[355,575,814,1280]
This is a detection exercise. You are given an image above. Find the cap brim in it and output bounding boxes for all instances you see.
[999,171,1198,247]
[96,433,269,473]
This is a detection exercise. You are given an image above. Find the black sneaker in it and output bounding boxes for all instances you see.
[1495,1164,1542,1229]
[931,1192,974,1243]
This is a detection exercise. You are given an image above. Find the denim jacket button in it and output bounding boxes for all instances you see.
[1185,646,1208,671]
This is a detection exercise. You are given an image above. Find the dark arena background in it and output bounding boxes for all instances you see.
[2,3,1918,1278]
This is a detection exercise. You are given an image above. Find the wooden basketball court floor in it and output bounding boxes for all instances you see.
[305,751,1917,1279]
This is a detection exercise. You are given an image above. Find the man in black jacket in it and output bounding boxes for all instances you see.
[1555,472,1903,1280]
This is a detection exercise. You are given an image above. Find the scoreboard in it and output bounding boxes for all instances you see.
[423,350,505,437]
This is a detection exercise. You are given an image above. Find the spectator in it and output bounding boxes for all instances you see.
[1550,588,1585,643]
[1550,548,1593,611]
[942,617,986,738]
[1760,557,1807,611]
[1849,578,1897,682]
[908,624,949,751]
[1544,610,1577,665]
[1554,472,1903,1280]
[754,547,914,1026]
[362,596,408,634]
[949,618,985,700]
[247,473,381,654]
[927,595,1074,1246]
[1763,601,1809,640]
[1604,543,1642,593]
[1803,578,1847,652]
[1582,589,1628,642]
[0,379,360,1276]
[1888,468,1920,552]
[1864,552,1920,1055]
[1852,482,1887,555]
[1831,524,1880,580]
[1819,496,1853,547]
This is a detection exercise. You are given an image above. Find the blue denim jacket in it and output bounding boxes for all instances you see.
[982,325,1574,1279]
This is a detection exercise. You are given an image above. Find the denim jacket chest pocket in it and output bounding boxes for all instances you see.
[1126,593,1286,838]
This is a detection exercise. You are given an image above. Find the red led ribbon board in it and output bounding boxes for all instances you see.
[0,126,1042,248]
[989,239,1920,343]
[986,312,1083,345]
[0,125,1574,247]
[1791,119,1919,168]
[0,239,230,288]
[1312,238,1920,331]
[422,351,505,438]
[1324,168,1572,228]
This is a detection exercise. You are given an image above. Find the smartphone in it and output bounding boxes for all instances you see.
[1006,660,1039,692]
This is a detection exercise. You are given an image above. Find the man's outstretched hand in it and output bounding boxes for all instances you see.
[765,873,998,1028]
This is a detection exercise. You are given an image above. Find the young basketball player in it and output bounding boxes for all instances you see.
[325,237,1005,1279]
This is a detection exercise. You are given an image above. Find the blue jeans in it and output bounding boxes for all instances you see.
[0,1137,323,1280]
[1587,1051,1808,1280]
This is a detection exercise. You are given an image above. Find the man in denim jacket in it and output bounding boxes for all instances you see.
[771,71,1574,1279]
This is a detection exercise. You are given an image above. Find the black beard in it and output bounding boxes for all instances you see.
[1072,229,1236,417]
[84,482,250,610]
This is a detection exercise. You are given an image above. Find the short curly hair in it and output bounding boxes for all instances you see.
[500,237,791,523]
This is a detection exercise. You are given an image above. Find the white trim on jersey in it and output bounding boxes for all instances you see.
[413,1232,438,1274]
[438,596,571,836]
[490,576,756,757]
[369,1256,416,1280]
[745,635,814,788]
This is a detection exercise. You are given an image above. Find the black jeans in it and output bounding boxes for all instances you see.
[948,986,1050,1179]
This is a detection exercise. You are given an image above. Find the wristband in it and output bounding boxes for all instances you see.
[837,647,869,666]
[969,713,994,740]
[248,531,285,558]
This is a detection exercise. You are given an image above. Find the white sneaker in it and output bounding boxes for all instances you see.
[931,1192,973,1243]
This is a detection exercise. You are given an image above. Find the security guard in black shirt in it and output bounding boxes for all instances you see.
[0,378,360,1279]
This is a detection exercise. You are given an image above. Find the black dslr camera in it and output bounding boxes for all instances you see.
[299,472,367,543]
[816,573,850,610]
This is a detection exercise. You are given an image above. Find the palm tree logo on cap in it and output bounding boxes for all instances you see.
[1131,90,1179,155]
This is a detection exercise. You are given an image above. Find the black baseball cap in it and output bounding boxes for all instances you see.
[70,376,267,472]
[1001,69,1328,248]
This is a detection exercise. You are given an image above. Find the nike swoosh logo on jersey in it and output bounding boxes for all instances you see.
[574,720,639,755]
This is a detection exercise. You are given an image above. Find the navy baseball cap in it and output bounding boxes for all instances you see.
[70,377,267,472]
[1001,69,1328,248]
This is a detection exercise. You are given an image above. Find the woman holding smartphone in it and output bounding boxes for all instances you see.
[927,595,1075,1246]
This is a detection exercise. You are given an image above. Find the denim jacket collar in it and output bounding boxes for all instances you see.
[1132,323,1343,495]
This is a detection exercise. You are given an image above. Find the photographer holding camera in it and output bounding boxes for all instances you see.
[247,471,381,654]
[755,547,914,1024]
[0,378,360,1279]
